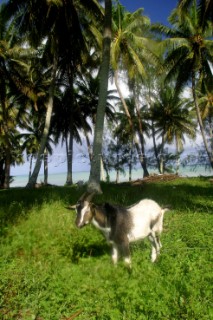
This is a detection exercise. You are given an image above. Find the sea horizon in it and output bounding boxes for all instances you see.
[10,165,212,188]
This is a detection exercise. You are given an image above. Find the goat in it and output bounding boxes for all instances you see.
[73,192,169,267]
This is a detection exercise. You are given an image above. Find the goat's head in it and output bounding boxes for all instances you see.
[75,192,95,228]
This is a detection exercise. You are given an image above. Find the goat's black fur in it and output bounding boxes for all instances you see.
[103,203,133,243]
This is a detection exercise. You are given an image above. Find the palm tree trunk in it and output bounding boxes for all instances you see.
[86,134,93,162]
[101,156,110,182]
[100,156,106,181]
[151,120,161,173]
[84,129,92,162]
[134,96,149,177]
[66,131,73,185]
[0,159,5,188]
[160,130,165,174]
[0,88,12,189]
[3,149,10,189]
[114,71,149,177]
[87,0,112,193]
[147,86,160,173]
[116,151,119,183]
[66,67,75,185]
[28,154,33,180]
[26,53,58,188]
[192,73,213,169]
[44,148,48,185]
[128,140,133,182]
[175,136,180,174]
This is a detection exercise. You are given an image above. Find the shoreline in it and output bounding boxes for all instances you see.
[10,167,213,188]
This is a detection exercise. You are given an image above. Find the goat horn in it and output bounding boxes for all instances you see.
[78,191,95,202]
[78,192,88,201]
[86,192,95,201]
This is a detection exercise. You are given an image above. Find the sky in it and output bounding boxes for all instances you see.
[0,0,179,25]
[119,0,178,25]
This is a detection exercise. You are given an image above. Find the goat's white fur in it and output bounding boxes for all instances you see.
[127,199,163,241]
[116,199,166,265]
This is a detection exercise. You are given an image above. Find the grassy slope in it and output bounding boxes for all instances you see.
[0,178,212,320]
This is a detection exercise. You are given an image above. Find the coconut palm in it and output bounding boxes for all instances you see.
[196,77,213,158]
[177,0,213,27]
[150,85,196,173]
[4,0,102,188]
[54,1,104,185]
[19,114,54,184]
[0,96,23,188]
[152,1,213,168]
[75,69,117,159]
[111,3,154,177]
[0,5,33,188]
[87,0,112,193]
[51,85,84,185]
[109,106,138,182]
[3,0,60,188]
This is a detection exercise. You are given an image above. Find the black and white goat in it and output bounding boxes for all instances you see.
[73,192,168,267]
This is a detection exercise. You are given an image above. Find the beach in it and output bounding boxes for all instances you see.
[10,165,212,187]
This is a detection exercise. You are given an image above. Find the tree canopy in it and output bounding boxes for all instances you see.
[0,0,212,189]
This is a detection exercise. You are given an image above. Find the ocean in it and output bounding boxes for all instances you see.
[10,165,212,188]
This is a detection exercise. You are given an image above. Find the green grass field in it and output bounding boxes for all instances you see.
[0,177,213,320]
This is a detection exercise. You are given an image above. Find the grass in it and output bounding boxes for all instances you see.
[0,177,213,319]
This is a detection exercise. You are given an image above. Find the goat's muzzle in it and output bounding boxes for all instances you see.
[76,221,84,228]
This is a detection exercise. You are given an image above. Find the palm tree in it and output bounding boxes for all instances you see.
[152,1,213,168]
[0,5,32,188]
[4,0,102,188]
[19,117,54,184]
[75,70,117,152]
[3,0,58,188]
[177,0,213,27]
[111,3,153,177]
[109,108,137,182]
[54,1,104,185]
[0,97,22,188]
[51,85,83,185]
[196,77,213,158]
[87,0,112,193]
[150,85,196,173]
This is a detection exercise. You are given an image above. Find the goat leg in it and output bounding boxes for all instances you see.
[117,237,132,268]
[111,244,119,265]
[148,231,161,262]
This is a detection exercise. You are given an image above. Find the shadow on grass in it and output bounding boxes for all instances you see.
[70,241,110,263]
[0,177,212,236]
[140,178,213,214]
[0,185,87,236]
[100,178,213,214]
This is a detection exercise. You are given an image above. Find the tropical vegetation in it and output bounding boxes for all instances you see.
[0,0,212,189]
